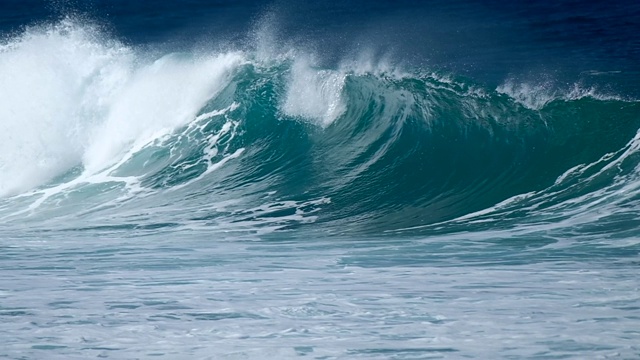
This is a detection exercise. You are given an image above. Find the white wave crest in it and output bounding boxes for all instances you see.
[497,80,627,110]
[281,56,346,127]
[0,20,244,197]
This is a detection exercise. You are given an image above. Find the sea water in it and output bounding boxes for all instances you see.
[1,1,639,358]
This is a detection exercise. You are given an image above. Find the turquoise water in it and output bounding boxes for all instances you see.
[1,2,640,358]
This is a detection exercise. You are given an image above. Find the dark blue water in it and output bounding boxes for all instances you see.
[1,1,639,358]
[4,0,640,84]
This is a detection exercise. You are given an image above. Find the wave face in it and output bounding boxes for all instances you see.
[1,20,639,238]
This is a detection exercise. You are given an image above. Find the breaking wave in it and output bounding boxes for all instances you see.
[1,20,639,237]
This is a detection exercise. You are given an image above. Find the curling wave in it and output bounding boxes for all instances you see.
[1,21,639,237]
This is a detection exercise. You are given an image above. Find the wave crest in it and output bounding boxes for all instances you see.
[2,20,639,237]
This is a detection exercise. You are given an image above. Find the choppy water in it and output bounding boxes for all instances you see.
[1,1,639,358]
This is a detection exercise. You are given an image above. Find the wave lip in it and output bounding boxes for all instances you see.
[282,56,346,127]
[82,51,244,174]
[0,20,245,198]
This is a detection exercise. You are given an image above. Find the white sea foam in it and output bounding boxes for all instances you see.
[282,56,346,127]
[496,81,556,110]
[0,20,244,198]
[0,21,132,197]
[497,80,627,110]
[82,51,244,174]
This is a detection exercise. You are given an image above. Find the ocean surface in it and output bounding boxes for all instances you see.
[1,0,639,358]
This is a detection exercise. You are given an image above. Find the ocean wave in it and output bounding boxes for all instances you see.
[1,20,639,237]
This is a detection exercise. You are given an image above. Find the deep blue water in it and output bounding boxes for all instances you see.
[1,1,639,358]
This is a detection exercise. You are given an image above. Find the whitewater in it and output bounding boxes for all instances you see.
[1,5,639,359]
